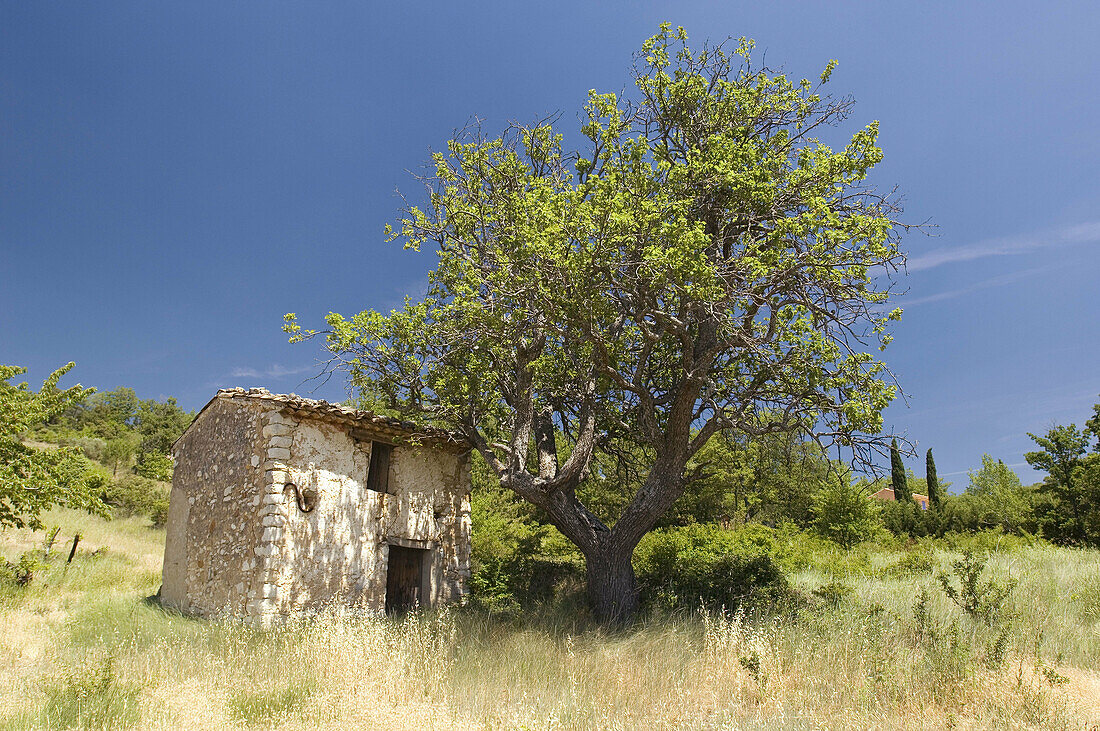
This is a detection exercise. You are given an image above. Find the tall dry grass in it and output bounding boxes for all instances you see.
[1,509,1098,730]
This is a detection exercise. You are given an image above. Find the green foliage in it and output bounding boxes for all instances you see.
[1026,420,1100,546]
[890,438,910,503]
[0,363,106,529]
[811,471,881,548]
[880,496,925,537]
[133,397,192,460]
[954,455,1033,534]
[83,388,139,436]
[41,385,191,483]
[686,427,833,528]
[0,551,41,590]
[134,451,173,481]
[100,475,169,523]
[102,436,138,476]
[936,550,1016,626]
[469,459,581,612]
[811,579,854,608]
[634,523,791,611]
[926,448,942,509]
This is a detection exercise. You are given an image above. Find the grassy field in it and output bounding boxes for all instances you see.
[2,510,1099,730]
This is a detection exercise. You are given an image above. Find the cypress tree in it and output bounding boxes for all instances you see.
[926,448,942,509]
[890,438,911,503]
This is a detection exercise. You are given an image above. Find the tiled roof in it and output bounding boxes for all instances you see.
[189,387,468,448]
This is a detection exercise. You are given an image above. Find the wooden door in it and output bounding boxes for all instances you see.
[385,545,426,613]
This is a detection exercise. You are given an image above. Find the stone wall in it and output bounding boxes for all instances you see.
[161,397,266,616]
[270,415,472,615]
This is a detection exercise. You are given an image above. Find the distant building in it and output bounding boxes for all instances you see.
[871,486,929,510]
[159,388,471,625]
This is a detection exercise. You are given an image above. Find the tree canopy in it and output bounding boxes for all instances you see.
[0,363,105,529]
[287,25,907,620]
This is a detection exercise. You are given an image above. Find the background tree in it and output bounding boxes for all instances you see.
[1026,423,1098,545]
[102,435,138,477]
[926,448,942,509]
[890,438,911,503]
[0,364,106,529]
[959,455,1031,534]
[287,25,907,620]
[812,470,881,548]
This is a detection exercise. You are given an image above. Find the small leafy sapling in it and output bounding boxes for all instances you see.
[936,550,1016,626]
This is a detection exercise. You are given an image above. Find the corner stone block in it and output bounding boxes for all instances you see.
[262,493,286,506]
[262,411,295,427]
[262,423,294,438]
[266,447,292,461]
[260,504,289,518]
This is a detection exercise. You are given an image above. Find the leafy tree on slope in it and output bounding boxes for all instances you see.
[0,364,106,529]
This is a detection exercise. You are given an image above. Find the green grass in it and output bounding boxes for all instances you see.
[1,509,1099,729]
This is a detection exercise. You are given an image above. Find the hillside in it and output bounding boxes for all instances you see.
[2,509,1099,729]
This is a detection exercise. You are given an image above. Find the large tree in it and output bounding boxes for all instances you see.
[1026,422,1098,545]
[287,25,907,620]
[0,363,105,529]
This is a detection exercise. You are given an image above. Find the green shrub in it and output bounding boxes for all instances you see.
[811,477,882,548]
[881,550,935,578]
[811,580,854,608]
[100,475,168,522]
[134,451,172,481]
[634,523,791,612]
[0,551,41,592]
[936,550,1017,626]
[149,498,170,529]
[469,482,582,612]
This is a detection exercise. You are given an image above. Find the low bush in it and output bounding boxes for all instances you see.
[881,549,936,578]
[0,551,41,592]
[940,528,1040,554]
[634,523,792,612]
[100,475,168,523]
[468,483,582,612]
[134,451,172,481]
[936,550,1017,626]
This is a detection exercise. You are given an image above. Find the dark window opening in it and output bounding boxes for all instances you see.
[385,545,429,613]
[366,442,392,493]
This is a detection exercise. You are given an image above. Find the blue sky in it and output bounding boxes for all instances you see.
[2,2,1098,486]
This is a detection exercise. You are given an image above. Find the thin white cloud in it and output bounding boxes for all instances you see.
[907,221,1100,272]
[939,461,1031,479]
[229,364,314,380]
[901,263,1061,306]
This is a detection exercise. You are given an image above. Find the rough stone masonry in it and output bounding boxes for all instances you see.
[159,388,472,626]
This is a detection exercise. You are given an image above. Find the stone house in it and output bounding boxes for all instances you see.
[159,388,472,625]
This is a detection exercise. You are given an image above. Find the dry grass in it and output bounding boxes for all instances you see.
[1,509,1098,730]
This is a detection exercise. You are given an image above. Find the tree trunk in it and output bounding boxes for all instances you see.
[585,543,639,623]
